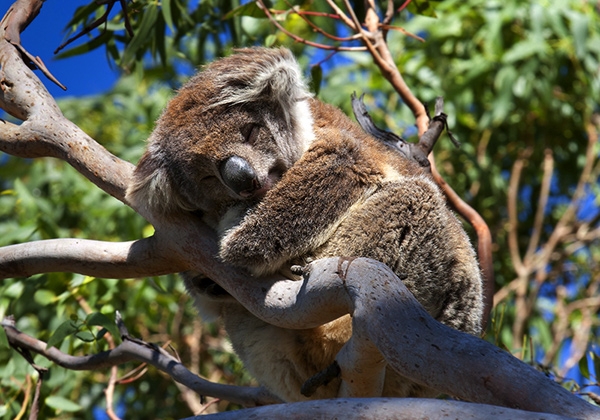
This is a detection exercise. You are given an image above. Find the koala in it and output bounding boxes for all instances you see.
[126,47,484,402]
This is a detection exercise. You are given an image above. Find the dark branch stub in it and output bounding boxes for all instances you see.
[351,93,460,169]
[301,360,341,397]
[351,92,412,159]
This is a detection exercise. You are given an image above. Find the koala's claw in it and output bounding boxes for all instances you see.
[290,265,305,276]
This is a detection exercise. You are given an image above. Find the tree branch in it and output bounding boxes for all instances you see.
[182,398,576,420]
[1,315,281,407]
[0,237,181,279]
[0,0,65,89]
[178,254,600,419]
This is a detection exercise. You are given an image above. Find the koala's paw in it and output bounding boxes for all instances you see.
[218,229,245,265]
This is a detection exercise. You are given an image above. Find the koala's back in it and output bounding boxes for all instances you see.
[301,100,482,335]
[219,99,483,402]
[315,175,483,334]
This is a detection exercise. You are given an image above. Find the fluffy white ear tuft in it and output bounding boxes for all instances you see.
[210,48,313,124]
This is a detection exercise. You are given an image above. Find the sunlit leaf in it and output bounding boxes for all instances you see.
[162,0,175,31]
[568,12,589,59]
[45,396,82,412]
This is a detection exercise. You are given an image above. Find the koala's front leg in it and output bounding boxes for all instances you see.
[219,138,378,277]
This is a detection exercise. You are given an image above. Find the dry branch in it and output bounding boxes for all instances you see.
[1,315,281,407]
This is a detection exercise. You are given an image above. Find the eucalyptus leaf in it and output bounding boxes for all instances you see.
[46,320,80,349]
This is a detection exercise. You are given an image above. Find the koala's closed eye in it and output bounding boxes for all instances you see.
[241,124,261,145]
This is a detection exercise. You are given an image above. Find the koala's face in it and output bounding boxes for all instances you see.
[153,96,308,227]
[127,47,315,228]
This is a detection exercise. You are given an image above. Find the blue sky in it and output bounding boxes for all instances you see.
[19,0,120,98]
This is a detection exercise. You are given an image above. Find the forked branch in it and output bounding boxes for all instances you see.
[4,256,599,419]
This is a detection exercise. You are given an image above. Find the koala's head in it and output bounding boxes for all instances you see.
[126,47,315,226]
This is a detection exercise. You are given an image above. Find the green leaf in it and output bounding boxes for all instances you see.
[64,2,104,29]
[55,31,113,60]
[86,312,119,339]
[45,395,82,412]
[46,320,79,349]
[407,0,439,18]
[121,4,159,69]
[95,327,109,341]
[579,352,590,379]
[265,34,277,47]
[161,0,175,31]
[0,328,8,349]
[34,289,56,306]
[568,11,589,59]
[502,40,546,63]
[75,331,95,342]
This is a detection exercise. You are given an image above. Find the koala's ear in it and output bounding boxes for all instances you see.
[126,148,190,217]
[211,48,312,122]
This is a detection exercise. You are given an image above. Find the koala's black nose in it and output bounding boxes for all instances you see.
[219,156,260,198]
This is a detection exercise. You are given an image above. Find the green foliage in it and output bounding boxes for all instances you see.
[56,0,280,73]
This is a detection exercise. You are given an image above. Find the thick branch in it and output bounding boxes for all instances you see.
[184,398,574,420]
[199,257,599,419]
[0,237,181,279]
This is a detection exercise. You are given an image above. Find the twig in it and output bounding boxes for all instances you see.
[524,150,554,264]
[1,0,66,89]
[285,2,362,43]
[507,147,532,277]
[256,0,366,52]
[105,366,121,420]
[14,374,32,420]
[54,0,134,55]
[28,373,45,420]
